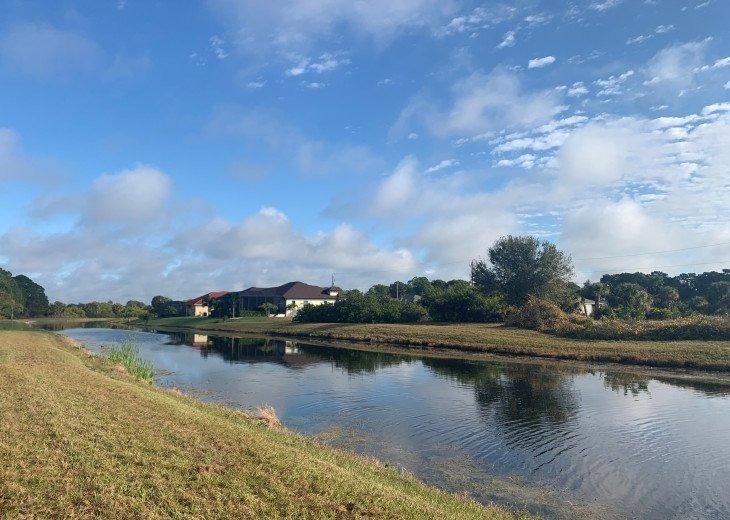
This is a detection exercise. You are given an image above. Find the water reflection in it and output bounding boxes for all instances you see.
[58,326,730,520]
[423,358,578,426]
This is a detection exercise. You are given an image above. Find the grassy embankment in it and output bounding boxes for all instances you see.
[143,317,730,371]
[0,330,531,519]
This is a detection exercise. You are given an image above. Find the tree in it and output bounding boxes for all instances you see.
[13,274,49,317]
[472,235,574,306]
[607,283,653,320]
[260,302,278,317]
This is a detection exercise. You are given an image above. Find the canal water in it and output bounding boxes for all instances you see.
[58,326,730,520]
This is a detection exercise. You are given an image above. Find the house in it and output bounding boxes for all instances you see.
[582,297,606,317]
[230,281,341,317]
[185,291,229,317]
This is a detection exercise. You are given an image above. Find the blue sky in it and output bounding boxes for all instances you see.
[0,0,728,303]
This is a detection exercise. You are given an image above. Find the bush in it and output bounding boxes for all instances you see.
[551,315,730,341]
[503,296,571,331]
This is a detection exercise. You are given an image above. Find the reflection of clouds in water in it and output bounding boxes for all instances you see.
[60,327,730,520]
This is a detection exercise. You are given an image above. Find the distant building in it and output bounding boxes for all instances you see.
[230,281,341,317]
[582,297,606,317]
[185,291,229,317]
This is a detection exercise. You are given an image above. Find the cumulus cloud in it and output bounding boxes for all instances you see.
[556,123,656,186]
[85,165,172,225]
[528,56,556,69]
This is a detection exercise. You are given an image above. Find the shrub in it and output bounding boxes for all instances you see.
[551,315,730,341]
[503,296,571,331]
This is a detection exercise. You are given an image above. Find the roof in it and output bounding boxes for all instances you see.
[237,281,341,300]
[185,291,229,305]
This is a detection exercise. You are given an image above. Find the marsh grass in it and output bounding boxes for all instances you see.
[108,340,154,382]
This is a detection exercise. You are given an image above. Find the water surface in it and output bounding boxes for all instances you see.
[59,327,730,520]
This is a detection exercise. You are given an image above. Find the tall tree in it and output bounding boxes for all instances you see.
[472,235,574,306]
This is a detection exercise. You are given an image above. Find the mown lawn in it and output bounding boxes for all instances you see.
[0,330,533,519]
[144,317,730,371]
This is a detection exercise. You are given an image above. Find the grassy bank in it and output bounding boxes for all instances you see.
[0,330,530,519]
[143,317,730,371]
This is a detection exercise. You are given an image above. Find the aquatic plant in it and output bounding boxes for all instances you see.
[108,340,154,382]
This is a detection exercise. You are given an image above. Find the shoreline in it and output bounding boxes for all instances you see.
[129,316,730,372]
[0,329,532,519]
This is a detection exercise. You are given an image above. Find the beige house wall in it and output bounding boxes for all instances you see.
[190,304,210,317]
[283,298,337,317]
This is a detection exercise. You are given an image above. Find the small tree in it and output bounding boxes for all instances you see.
[260,302,278,317]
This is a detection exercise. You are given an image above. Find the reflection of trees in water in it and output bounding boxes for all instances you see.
[294,344,412,374]
[602,371,650,396]
[166,331,730,396]
[423,358,578,426]
[168,334,410,373]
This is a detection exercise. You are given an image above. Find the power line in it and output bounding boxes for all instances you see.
[574,241,730,261]
[596,259,730,274]
[331,241,730,279]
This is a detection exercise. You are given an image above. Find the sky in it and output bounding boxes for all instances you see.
[0,0,729,303]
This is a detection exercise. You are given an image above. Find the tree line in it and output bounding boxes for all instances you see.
[2,235,728,324]
[295,235,729,324]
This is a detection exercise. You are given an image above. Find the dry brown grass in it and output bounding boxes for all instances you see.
[0,330,534,520]
[145,317,730,371]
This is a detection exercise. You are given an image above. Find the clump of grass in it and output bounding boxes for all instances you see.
[108,340,154,382]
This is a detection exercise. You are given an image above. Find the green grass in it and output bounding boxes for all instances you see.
[142,317,730,371]
[0,330,533,519]
[108,340,154,382]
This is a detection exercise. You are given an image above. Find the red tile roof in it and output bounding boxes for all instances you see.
[185,291,229,306]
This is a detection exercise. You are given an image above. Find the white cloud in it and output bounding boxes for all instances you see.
[725,80,730,89]
[496,30,516,49]
[439,5,517,36]
[86,165,172,225]
[246,80,266,88]
[425,159,459,173]
[393,69,564,139]
[210,0,458,52]
[209,35,229,60]
[696,56,730,72]
[285,53,349,77]
[528,56,556,69]
[590,0,622,11]
[567,81,588,97]
[595,69,635,96]
[644,39,709,87]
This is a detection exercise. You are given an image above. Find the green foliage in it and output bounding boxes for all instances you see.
[503,297,571,331]
[294,294,429,324]
[472,235,574,306]
[607,283,653,320]
[0,270,49,318]
[259,302,278,317]
[422,281,505,322]
[108,341,154,382]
